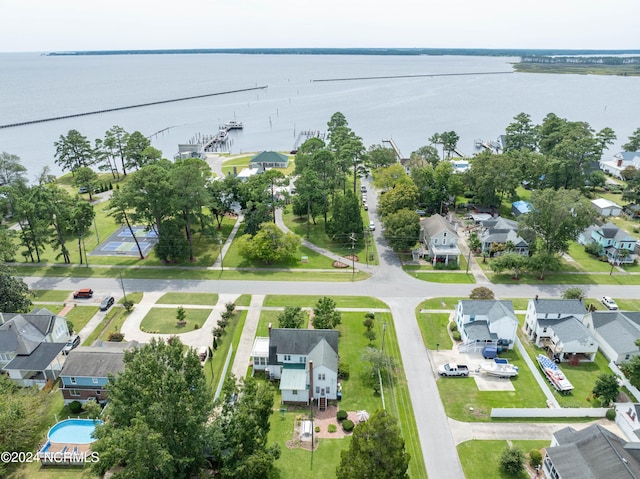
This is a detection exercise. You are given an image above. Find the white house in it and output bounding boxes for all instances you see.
[250,326,339,409]
[455,300,518,352]
[582,311,640,364]
[599,151,640,180]
[615,403,640,442]
[419,214,460,266]
[591,198,622,217]
[524,299,597,362]
[0,308,70,388]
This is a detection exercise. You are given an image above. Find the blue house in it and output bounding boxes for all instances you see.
[59,341,138,404]
[580,223,636,264]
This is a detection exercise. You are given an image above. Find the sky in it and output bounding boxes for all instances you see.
[0,0,638,53]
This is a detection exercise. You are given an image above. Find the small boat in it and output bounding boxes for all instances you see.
[224,120,243,130]
[480,359,518,378]
[536,354,573,394]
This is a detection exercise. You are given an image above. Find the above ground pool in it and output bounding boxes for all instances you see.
[48,419,102,444]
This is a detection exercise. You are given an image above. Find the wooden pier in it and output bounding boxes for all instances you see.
[291,130,325,152]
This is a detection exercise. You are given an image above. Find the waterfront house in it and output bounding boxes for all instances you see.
[251,326,338,409]
[543,424,640,479]
[599,151,640,180]
[59,341,138,404]
[591,198,622,217]
[524,298,596,362]
[0,308,70,388]
[582,310,640,364]
[249,151,289,169]
[419,214,461,266]
[455,300,518,353]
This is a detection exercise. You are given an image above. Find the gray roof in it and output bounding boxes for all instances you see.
[590,311,640,355]
[250,151,289,165]
[480,216,519,231]
[3,342,66,371]
[420,214,457,238]
[538,316,596,345]
[307,338,338,372]
[463,321,496,342]
[548,425,640,478]
[593,222,635,242]
[0,308,63,355]
[268,329,338,365]
[59,342,138,378]
[459,300,515,320]
[481,229,528,247]
[531,299,587,316]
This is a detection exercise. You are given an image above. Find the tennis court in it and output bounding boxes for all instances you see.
[90,225,158,257]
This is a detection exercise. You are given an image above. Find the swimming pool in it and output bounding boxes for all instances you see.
[48,419,102,444]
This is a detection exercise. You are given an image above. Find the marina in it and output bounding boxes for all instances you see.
[175,121,242,159]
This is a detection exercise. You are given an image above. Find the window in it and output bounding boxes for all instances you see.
[69,389,80,397]
[284,355,291,361]
[70,377,76,384]
[326,386,330,394]
[626,355,631,360]
[433,238,439,245]
[92,377,99,384]
[299,356,305,363]
[316,386,320,393]
[96,390,101,396]
[442,237,447,245]
[292,390,298,395]
[318,373,325,381]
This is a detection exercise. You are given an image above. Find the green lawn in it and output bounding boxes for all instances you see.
[204,310,247,392]
[82,308,129,345]
[65,306,100,334]
[32,290,73,302]
[416,312,453,350]
[118,292,143,304]
[233,294,251,306]
[35,304,65,314]
[458,440,549,479]
[410,271,476,283]
[418,297,466,310]
[140,308,212,334]
[156,292,219,305]
[490,271,640,285]
[566,242,614,272]
[616,298,640,310]
[436,347,548,422]
[263,295,389,309]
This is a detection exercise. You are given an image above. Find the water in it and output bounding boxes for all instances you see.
[1,52,639,179]
[48,419,101,444]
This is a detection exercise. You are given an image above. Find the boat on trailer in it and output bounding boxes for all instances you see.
[480,358,519,378]
[536,354,574,394]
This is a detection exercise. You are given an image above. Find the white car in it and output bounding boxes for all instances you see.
[601,296,618,310]
[369,221,375,231]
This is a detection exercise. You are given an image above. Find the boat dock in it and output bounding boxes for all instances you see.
[176,121,241,159]
[291,130,325,152]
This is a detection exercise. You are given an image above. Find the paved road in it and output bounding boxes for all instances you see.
[19,176,640,479]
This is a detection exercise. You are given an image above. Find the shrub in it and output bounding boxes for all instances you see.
[315,426,320,433]
[221,310,233,321]
[194,323,199,330]
[122,299,134,312]
[328,424,337,433]
[584,242,603,257]
[66,320,74,335]
[337,410,348,421]
[469,286,495,300]
[452,331,461,341]
[338,361,350,380]
[225,302,236,313]
[108,331,124,342]
[68,400,82,414]
[342,419,355,432]
[500,447,524,475]
[213,327,224,338]
[449,322,458,332]
[606,408,616,421]
[529,449,542,468]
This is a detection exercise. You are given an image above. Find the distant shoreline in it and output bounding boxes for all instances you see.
[44,48,640,57]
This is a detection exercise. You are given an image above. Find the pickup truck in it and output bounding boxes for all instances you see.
[437,362,470,377]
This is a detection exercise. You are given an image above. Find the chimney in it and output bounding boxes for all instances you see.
[617,159,623,167]
[268,323,272,339]
[308,360,314,404]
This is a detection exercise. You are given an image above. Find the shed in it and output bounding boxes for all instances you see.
[591,198,622,217]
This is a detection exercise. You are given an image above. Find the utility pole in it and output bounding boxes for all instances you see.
[349,233,356,281]
[119,271,127,302]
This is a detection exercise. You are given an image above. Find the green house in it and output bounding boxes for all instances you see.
[249,151,289,169]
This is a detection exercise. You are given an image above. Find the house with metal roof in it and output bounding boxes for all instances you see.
[583,311,640,364]
[454,300,518,353]
[524,299,597,362]
[591,198,622,217]
[59,341,138,404]
[511,200,532,217]
[419,214,461,266]
[544,424,640,479]
[0,308,70,388]
[251,326,339,409]
[249,151,289,169]
[478,216,529,256]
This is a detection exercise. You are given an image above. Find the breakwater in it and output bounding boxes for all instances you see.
[0,86,267,129]
[312,71,512,82]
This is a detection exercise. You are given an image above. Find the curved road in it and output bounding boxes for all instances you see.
[20,178,640,479]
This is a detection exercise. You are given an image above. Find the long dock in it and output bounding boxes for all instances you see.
[292,130,325,151]
[0,86,267,130]
[312,71,512,82]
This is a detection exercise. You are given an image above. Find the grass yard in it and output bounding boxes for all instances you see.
[490,271,640,285]
[437,347,548,422]
[416,311,453,350]
[263,295,389,309]
[418,297,465,310]
[615,298,640,310]
[117,292,143,304]
[410,271,476,283]
[140,308,212,334]
[503,298,531,311]
[35,304,65,314]
[32,290,74,302]
[233,294,251,306]
[566,242,614,272]
[204,310,247,392]
[82,308,129,345]
[156,292,219,305]
[458,440,549,479]
[64,306,100,334]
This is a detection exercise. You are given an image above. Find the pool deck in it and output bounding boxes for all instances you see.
[46,442,92,454]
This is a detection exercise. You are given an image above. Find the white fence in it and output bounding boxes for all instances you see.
[491,408,609,418]
[609,361,640,402]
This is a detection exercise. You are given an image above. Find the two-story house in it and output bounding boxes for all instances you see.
[579,222,636,264]
[455,300,518,353]
[419,214,460,266]
[251,326,338,409]
[599,151,640,180]
[0,308,70,388]
[59,341,139,404]
[478,216,529,256]
[524,298,597,362]
[583,310,640,364]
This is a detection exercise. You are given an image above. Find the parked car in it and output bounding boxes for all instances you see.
[360,185,367,192]
[78,186,88,194]
[369,221,375,231]
[363,202,368,210]
[73,288,93,299]
[601,296,618,310]
[63,335,81,355]
[437,362,469,377]
[99,295,115,311]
